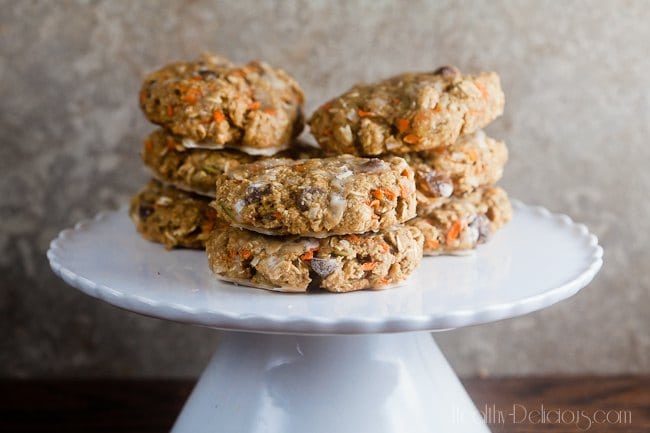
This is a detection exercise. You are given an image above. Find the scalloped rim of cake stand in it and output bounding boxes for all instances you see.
[47,200,603,335]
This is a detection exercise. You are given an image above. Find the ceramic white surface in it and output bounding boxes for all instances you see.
[172,332,489,433]
[47,201,603,334]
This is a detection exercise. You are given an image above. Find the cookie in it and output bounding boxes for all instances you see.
[408,187,512,255]
[129,180,226,249]
[308,66,504,155]
[402,130,508,214]
[206,225,423,293]
[139,53,305,156]
[142,129,323,197]
[214,155,417,237]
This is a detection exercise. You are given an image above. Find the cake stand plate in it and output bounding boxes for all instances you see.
[48,201,602,433]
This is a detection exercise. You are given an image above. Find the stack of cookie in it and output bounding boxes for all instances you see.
[129,53,306,249]
[129,54,513,294]
[308,66,512,255]
[206,155,423,292]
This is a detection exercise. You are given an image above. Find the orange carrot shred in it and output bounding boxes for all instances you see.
[213,110,225,123]
[371,189,384,200]
[430,103,441,112]
[396,118,410,134]
[380,242,390,253]
[403,134,419,144]
[248,101,261,110]
[446,220,462,244]
[240,249,252,260]
[273,211,283,220]
[401,169,411,178]
[425,239,440,249]
[362,261,377,271]
[383,188,396,200]
[144,139,153,152]
[345,234,360,241]
[357,109,374,117]
[166,105,174,116]
[300,247,318,261]
[369,199,381,210]
[263,107,276,115]
[414,111,429,122]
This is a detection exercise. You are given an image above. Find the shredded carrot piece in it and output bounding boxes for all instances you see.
[383,188,396,200]
[425,239,440,249]
[380,242,390,253]
[474,80,489,99]
[371,188,396,201]
[190,75,203,82]
[144,139,153,152]
[166,105,174,116]
[213,110,225,123]
[294,164,306,172]
[414,111,430,122]
[401,169,411,178]
[263,107,276,115]
[300,247,318,261]
[362,261,377,271]
[240,249,252,260]
[391,97,401,105]
[248,101,261,110]
[371,213,379,220]
[430,103,441,112]
[230,70,245,78]
[345,234,360,241]
[403,134,419,144]
[273,211,283,220]
[182,88,202,104]
[446,220,462,244]
[396,118,410,134]
[357,109,374,118]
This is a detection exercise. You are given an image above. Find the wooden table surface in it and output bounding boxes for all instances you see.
[2,377,648,432]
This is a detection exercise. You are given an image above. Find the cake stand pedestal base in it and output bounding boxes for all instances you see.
[172,331,488,433]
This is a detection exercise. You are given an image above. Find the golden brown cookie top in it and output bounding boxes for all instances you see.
[308,66,504,155]
[139,53,305,155]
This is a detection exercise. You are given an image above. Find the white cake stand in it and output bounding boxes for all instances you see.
[48,201,602,433]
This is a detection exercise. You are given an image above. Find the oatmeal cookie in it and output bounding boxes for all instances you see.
[402,130,508,213]
[139,53,305,155]
[213,155,417,237]
[142,129,323,197]
[206,225,423,293]
[308,66,504,155]
[129,180,226,249]
[408,187,512,255]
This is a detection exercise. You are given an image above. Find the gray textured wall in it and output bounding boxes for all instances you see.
[2,0,649,377]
